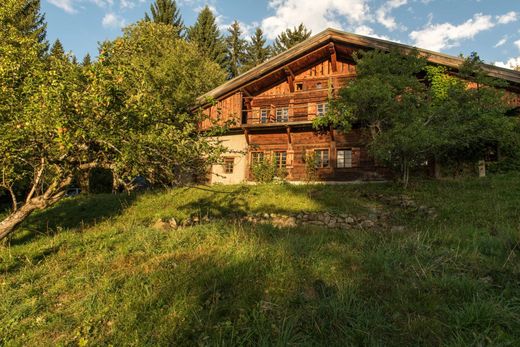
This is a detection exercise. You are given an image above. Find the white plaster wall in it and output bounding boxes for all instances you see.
[211,134,248,185]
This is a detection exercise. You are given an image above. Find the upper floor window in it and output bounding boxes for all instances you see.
[276,107,289,122]
[296,83,303,91]
[316,82,323,89]
[316,103,328,117]
[223,157,234,174]
[274,151,287,168]
[337,149,352,168]
[260,109,269,123]
[315,149,329,168]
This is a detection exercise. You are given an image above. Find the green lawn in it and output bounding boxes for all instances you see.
[1,175,520,346]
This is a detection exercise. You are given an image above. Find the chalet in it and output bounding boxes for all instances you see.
[197,28,520,184]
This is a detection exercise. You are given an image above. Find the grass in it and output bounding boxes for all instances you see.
[1,175,520,346]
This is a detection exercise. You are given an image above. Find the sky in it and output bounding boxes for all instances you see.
[42,0,520,69]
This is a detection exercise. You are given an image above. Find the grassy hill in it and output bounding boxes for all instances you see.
[1,174,520,346]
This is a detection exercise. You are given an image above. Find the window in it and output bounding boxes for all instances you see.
[223,157,234,174]
[274,151,287,168]
[316,103,328,117]
[260,109,269,123]
[296,83,303,91]
[251,152,264,165]
[315,149,329,168]
[337,149,352,168]
[316,82,323,89]
[276,107,289,122]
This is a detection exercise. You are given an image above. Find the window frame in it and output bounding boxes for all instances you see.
[273,151,287,168]
[336,148,353,168]
[260,109,269,124]
[316,102,328,117]
[275,107,289,123]
[250,151,265,166]
[314,149,330,168]
[223,157,234,174]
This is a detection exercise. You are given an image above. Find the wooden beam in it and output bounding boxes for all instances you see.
[286,126,292,144]
[328,42,337,73]
[241,88,252,97]
[284,67,295,93]
[244,129,250,145]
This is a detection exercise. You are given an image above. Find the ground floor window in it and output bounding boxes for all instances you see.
[223,157,234,174]
[315,149,329,168]
[316,103,328,117]
[274,151,287,168]
[337,149,352,168]
[251,151,265,165]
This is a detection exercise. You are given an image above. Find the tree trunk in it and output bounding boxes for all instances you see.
[0,202,41,241]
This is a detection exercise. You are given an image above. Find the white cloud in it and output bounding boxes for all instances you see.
[494,36,507,48]
[409,13,495,51]
[494,57,520,69]
[261,0,371,40]
[376,0,407,31]
[516,39,520,51]
[353,25,393,41]
[497,11,518,24]
[102,12,126,29]
[47,0,77,13]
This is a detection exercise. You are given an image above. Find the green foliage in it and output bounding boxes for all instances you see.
[2,175,520,345]
[304,152,318,182]
[11,0,48,54]
[187,6,227,68]
[82,53,92,66]
[49,38,65,59]
[242,27,270,72]
[250,158,278,183]
[271,23,311,56]
[225,21,247,79]
[144,0,184,38]
[0,17,227,238]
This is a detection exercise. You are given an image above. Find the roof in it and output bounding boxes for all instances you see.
[198,28,520,105]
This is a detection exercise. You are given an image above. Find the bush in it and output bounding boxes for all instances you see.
[251,158,286,183]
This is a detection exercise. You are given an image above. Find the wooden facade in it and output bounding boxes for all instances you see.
[198,28,520,183]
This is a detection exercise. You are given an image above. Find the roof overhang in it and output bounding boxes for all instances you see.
[196,28,520,107]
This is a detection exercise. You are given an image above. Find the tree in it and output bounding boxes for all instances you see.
[0,20,227,241]
[271,23,311,56]
[49,39,65,59]
[242,27,270,72]
[13,0,48,54]
[82,53,92,66]
[187,6,227,68]
[320,49,514,187]
[144,0,184,38]
[225,21,247,79]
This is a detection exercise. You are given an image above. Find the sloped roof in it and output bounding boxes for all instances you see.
[198,28,520,105]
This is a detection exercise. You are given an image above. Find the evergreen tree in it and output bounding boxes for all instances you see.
[271,23,311,56]
[144,0,184,37]
[14,0,48,54]
[82,53,92,66]
[242,27,270,72]
[49,39,65,59]
[225,21,247,79]
[187,6,227,68]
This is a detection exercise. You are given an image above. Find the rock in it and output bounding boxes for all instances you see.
[152,218,171,231]
[345,217,355,224]
[168,218,178,229]
[390,225,405,233]
[360,220,375,228]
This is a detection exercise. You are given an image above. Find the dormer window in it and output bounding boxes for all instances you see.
[296,83,303,91]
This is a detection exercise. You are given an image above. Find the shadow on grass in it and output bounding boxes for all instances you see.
[10,193,138,245]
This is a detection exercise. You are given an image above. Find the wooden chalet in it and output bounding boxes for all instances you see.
[197,28,520,184]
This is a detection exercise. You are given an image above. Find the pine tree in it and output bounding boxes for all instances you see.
[82,53,92,66]
[49,39,65,59]
[144,0,184,37]
[187,6,227,68]
[242,27,270,72]
[225,21,247,79]
[271,23,311,56]
[14,0,48,54]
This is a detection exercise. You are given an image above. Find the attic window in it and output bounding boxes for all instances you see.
[316,82,323,89]
[296,83,303,91]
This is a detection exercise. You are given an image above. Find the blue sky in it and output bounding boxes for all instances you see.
[43,0,520,69]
